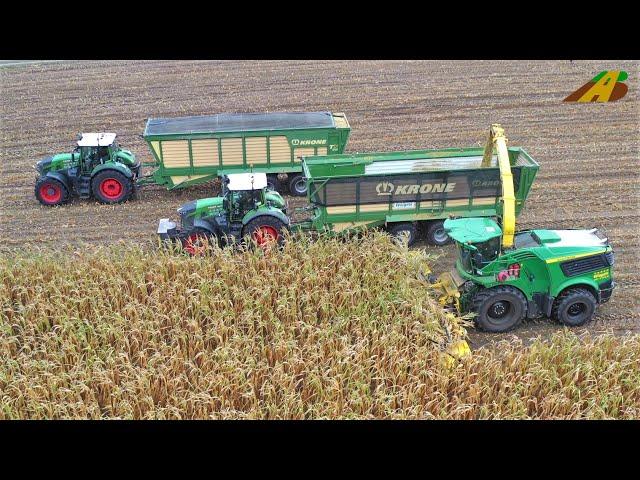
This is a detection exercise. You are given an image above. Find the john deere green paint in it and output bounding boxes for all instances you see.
[295,145,539,245]
[432,217,615,332]
[142,111,350,196]
[34,133,140,206]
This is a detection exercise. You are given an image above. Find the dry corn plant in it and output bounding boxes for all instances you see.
[1,233,638,419]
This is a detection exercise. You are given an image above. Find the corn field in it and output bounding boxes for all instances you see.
[1,234,638,419]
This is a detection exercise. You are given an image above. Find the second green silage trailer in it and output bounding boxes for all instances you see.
[296,146,539,245]
[142,111,350,196]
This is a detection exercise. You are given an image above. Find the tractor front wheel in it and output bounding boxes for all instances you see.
[35,177,69,206]
[181,228,217,256]
[91,170,133,204]
[243,216,286,249]
[552,288,597,327]
[472,286,528,333]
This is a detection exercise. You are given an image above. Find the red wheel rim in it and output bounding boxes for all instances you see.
[39,183,62,204]
[183,233,208,256]
[252,225,279,247]
[99,178,123,200]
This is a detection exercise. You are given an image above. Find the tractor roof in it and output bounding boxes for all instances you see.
[444,217,502,244]
[225,172,267,191]
[77,133,116,147]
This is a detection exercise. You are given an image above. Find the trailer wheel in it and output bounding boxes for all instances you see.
[243,216,286,249]
[266,174,282,192]
[91,170,133,204]
[552,288,597,327]
[388,222,418,247]
[288,174,307,197]
[181,228,217,256]
[472,286,528,333]
[35,177,69,206]
[425,220,451,246]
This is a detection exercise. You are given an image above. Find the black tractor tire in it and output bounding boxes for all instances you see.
[180,227,218,256]
[287,173,307,197]
[242,215,287,248]
[552,288,597,327]
[91,170,133,204]
[472,286,528,333]
[266,174,282,192]
[35,176,69,206]
[425,220,451,246]
[388,222,418,247]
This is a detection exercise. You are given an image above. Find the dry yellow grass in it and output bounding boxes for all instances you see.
[1,234,638,419]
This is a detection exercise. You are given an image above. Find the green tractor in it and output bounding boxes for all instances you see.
[34,133,140,205]
[158,172,290,253]
[433,217,615,332]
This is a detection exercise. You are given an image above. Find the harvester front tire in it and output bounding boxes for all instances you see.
[35,177,69,206]
[243,216,286,249]
[472,286,527,333]
[288,174,307,197]
[425,220,451,246]
[91,170,133,204]
[552,288,597,327]
[388,222,418,247]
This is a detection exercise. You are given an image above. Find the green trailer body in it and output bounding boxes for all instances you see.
[142,111,350,192]
[299,146,539,244]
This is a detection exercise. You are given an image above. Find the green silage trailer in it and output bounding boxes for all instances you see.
[142,111,350,196]
[297,146,539,245]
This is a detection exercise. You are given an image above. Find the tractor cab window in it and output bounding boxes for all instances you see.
[229,190,261,219]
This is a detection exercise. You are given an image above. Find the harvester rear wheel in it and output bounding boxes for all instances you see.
[425,220,451,246]
[243,216,286,249]
[288,174,307,197]
[35,177,69,206]
[91,170,133,204]
[552,288,597,327]
[472,286,527,332]
[388,222,418,246]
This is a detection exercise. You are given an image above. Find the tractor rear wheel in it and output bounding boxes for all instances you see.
[552,288,597,327]
[472,286,528,332]
[91,170,133,204]
[243,216,286,249]
[288,174,307,197]
[425,220,451,246]
[35,177,69,206]
[181,228,217,256]
[388,222,418,246]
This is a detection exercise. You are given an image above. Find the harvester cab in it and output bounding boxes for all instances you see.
[34,133,140,206]
[158,172,290,253]
[430,125,615,333]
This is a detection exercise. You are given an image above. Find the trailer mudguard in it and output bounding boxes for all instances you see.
[91,162,134,179]
[43,171,71,191]
[242,208,290,227]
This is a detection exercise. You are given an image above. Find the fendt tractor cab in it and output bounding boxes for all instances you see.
[158,172,290,253]
[432,125,615,332]
[34,133,141,205]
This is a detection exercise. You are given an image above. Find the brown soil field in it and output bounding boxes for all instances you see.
[1,60,638,344]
